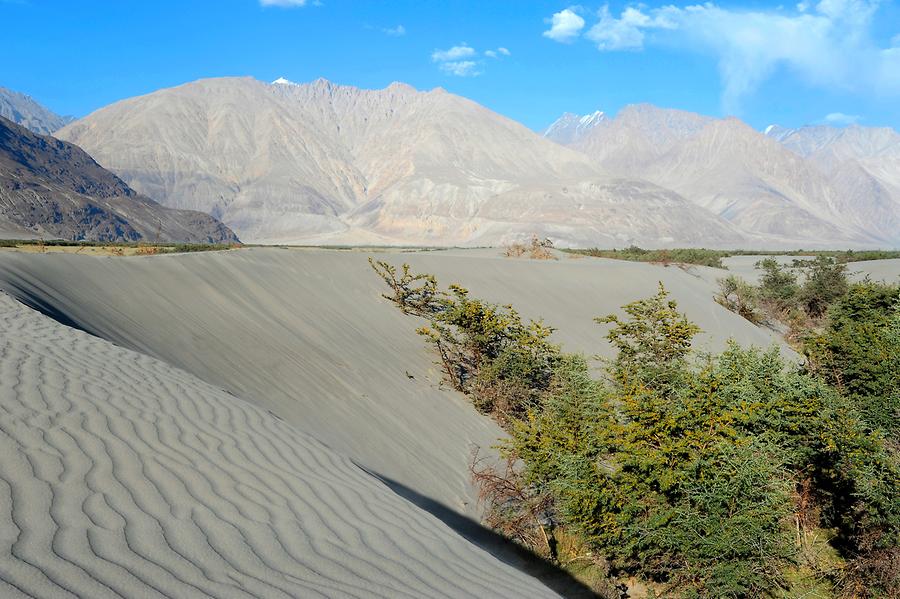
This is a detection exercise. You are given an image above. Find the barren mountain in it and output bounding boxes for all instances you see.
[766,124,900,241]
[551,106,895,246]
[0,116,238,242]
[58,77,748,247]
[0,86,74,135]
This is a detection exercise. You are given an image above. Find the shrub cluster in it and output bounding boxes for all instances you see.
[504,236,557,260]
[373,260,900,597]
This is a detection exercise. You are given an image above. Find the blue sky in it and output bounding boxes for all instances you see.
[2,0,899,131]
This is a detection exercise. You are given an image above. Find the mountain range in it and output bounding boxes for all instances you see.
[0,86,74,135]
[0,116,238,243]
[4,77,898,248]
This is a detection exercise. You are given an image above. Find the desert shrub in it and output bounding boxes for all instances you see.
[374,263,900,597]
[804,282,900,439]
[505,235,556,260]
[567,246,728,268]
[795,256,850,318]
[595,282,700,390]
[716,274,765,324]
[756,258,800,313]
[370,259,560,407]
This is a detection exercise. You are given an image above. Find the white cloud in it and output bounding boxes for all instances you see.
[543,8,585,42]
[260,0,308,6]
[586,5,675,50]
[485,47,511,59]
[824,112,862,125]
[383,24,406,36]
[439,61,481,77]
[431,44,477,62]
[560,1,900,112]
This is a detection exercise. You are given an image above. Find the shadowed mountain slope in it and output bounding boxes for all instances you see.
[0,116,238,242]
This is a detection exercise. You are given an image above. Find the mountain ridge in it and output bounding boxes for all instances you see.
[53,77,900,248]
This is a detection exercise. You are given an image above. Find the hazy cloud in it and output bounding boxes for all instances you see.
[485,47,511,59]
[543,8,585,42]
[825,112,861,125]
[550,1,900,112]
[439,61,481,76]
[383,24,406,36]
[259,0,309,6]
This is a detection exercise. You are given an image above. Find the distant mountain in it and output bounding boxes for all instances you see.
[54,77,898,247]
[765,124,900,242]
[0,87,74,135]
[0,116,238,243]
[543,110,606,145]
[550,104,896,246]
[57,77,747,247]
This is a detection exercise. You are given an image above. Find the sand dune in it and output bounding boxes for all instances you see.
[0,249,789,514]
[0,292,562,598]
[0,248,797,597]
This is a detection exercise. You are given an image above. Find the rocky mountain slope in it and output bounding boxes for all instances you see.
[57,77,747,247]
[56,77,896,247]
[548,106,898,246]
[766,124,900,242]
[0,86,74,135]
[0,116,238,242]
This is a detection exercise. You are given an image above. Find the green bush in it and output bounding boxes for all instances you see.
[795,256,849,318]
[804,282,900,439]
[716,275,765,324]
[373,261,900,597]
[756,258,799,312]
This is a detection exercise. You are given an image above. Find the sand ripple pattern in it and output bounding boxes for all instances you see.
[0,293,557,598]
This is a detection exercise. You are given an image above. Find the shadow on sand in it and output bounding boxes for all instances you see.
[364,469,604,599]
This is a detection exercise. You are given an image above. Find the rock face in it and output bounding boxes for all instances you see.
[0,86,74,135]
[552,106,898,246]
[0,116,238,242]
[57,77,747,247]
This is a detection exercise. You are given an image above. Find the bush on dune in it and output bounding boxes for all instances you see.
[372,259,900,597]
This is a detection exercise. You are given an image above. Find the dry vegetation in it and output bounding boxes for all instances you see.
[0,239,241,256]
[504,236,557,260]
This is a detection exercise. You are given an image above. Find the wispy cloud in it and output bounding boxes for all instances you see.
[439,61,481,76]
[545,1,900,112]
[259,0,309,6]
[824,112,862,125]
[485,47,511,59]
[431,44,477,62]
[432,43,508,77]
[543,7,585,43]
[383,24,406,37]
[432,44,481,76]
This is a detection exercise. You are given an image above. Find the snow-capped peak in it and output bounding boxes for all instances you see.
[543,110,607,144]
[272,77,299,86]
[764,124,776,135]
[579,110,605,126]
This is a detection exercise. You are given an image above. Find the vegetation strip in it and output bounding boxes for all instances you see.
[566,246,900,269]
